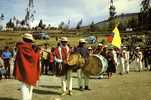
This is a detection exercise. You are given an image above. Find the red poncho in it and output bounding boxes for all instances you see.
[14,41,40,86]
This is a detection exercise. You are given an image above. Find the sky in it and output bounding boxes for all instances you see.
[0,0,141,27]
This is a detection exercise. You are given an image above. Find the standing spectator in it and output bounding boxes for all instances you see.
[41,44,50,75]
[118,47,126,75]
[49,47,55,74]
[135,47,143,72]
[94,43,103,55]
[14,33,40,100]
[1,46,12,78]
[106,46,116,79]
[112,47,118,72]
[122,46,130,73]
[144,47,151,71]
[0,56,6,80]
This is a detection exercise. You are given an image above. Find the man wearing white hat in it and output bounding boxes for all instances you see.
[14,33,40,100]
[112,47,118,72]
[54,37,72,95]
[118,46,126,75]
[74,39,90,91]
[94,43,103,55]
[122,46,130,73]
[135,47,143,71]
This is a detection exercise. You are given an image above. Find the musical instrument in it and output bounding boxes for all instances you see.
[67,53,108,76]
[83,54,108,76]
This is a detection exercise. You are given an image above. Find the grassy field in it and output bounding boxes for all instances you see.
[0,31,107,49]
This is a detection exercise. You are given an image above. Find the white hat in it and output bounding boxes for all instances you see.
[104,45,108,48]
[23,33,34,41]
[88,46,92,50]
[61,37,68,42]
[136,47,140,49]
[79,39,86,43]
[123,46,126,49]
[98,43,103,46]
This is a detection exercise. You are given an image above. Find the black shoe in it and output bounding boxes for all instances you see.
[119,73,123,75]
[126,71,129,74]
[68,90,72,96]
[85,86,90,90]
[79,86,84,91]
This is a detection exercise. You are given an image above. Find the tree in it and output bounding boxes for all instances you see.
[20,20,26,26]
[90,21,96,32]
[127,17,138,30]
[0,14,4,31]
[38,19,43,27]
[138,0,151,30]
[38,19,45,29]
[141,0,150,12]
[58,21,64,30]
[76,19,83,29]
[6,19,14,28]
[0,14,4,20]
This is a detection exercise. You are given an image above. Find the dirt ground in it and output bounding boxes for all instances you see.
[0,71,151,100]
[0,32,151,100]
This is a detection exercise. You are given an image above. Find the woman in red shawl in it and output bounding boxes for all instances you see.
[14,33,40,100]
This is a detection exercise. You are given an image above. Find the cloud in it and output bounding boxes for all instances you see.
[0,0,141,27]
[114,0,141,14]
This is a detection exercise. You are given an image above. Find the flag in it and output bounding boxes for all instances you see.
[111,27,121,48]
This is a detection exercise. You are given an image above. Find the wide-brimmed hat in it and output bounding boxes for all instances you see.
[23,33,34,41]
[61,37,68,42]
[136,47,140,50]
[122,46,127,49]
[79,39,86,43]
[104,45,108,48]
[88,46,92,50]
[98,43,103,46]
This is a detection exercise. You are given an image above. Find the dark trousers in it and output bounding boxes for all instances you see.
[0,68,7,79]
[55,62,67,76]
[49,62,55,74]
[41,59,50,75]
[4,58,10,77]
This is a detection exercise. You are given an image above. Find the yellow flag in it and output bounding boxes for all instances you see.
[111,27,121,48]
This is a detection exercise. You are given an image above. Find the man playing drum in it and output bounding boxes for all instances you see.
[54,37,72,95]
[74,39,90,91]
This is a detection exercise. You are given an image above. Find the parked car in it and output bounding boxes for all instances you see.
[32,32,49,40]
[85,36,96,44]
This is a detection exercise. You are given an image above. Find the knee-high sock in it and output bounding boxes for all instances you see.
[21,83,29,100]
[61,76,67,92]
[67,70,72,91]
[29,85,33,100]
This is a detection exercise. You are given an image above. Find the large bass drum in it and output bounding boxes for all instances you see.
[82,54,108,76]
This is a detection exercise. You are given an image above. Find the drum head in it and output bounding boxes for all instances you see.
[83,55,102,76]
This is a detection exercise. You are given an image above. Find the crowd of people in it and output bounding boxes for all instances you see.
[0,33,151,100]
